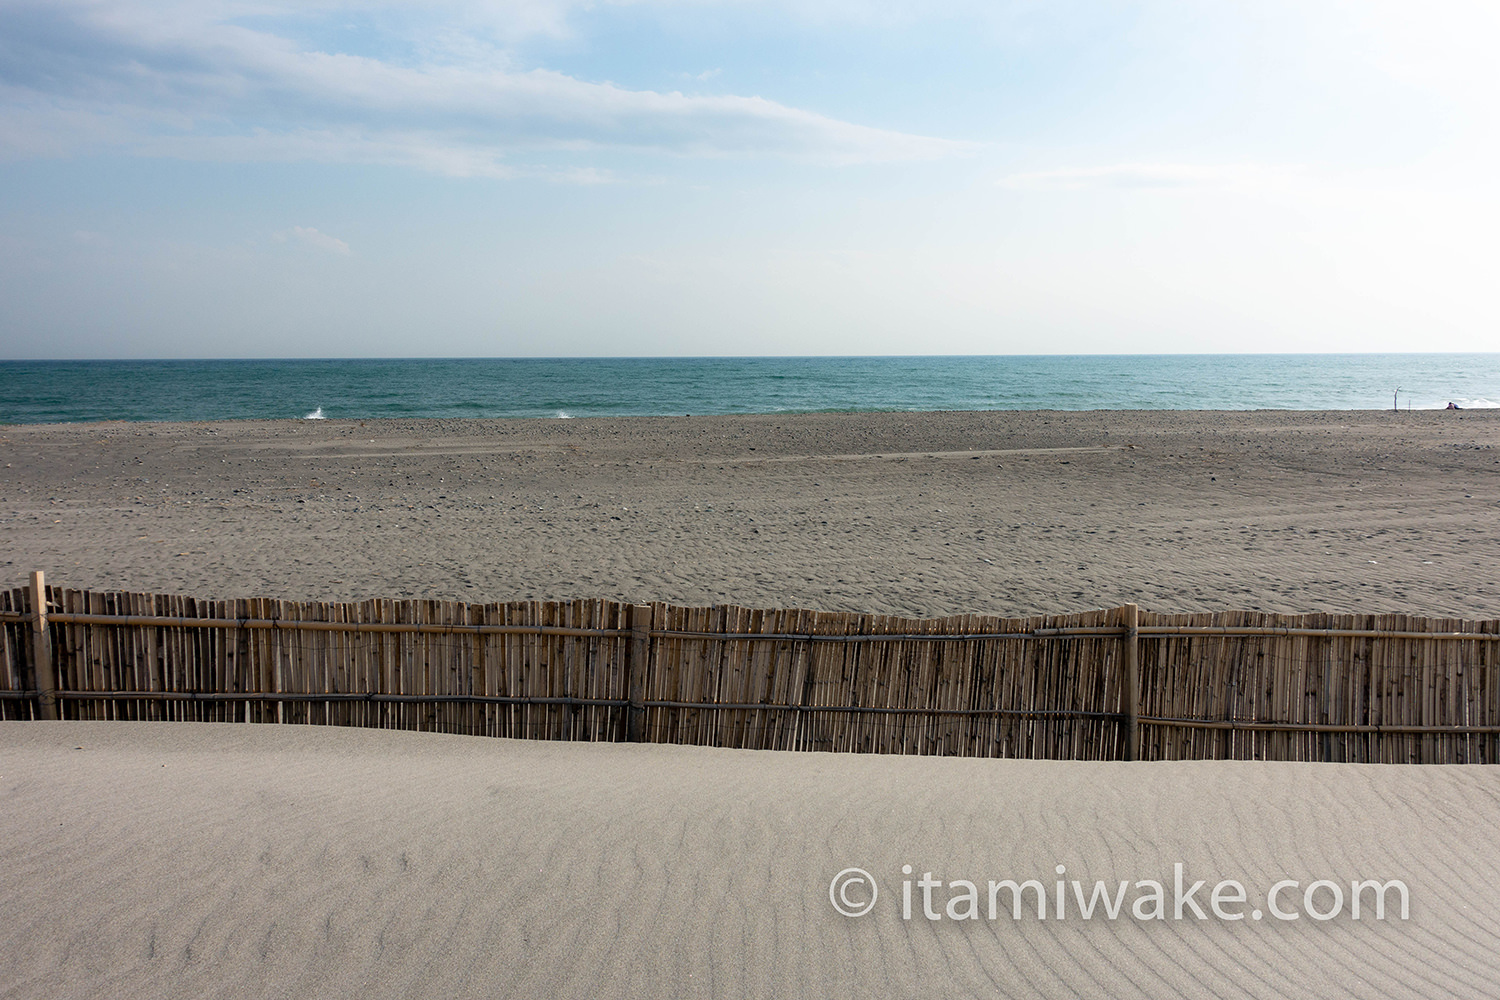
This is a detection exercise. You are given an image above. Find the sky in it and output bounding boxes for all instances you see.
[1,0,1497,359]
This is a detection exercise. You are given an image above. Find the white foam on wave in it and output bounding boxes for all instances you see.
[1412,397,1500,410]
[556,410,573,419]
[304,407,326,420]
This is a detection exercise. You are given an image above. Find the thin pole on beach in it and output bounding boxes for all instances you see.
[1121,603,1140,761]
[626,604,651,742]
[29,571,57,721]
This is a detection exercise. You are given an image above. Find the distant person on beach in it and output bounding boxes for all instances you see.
[1447,402,1462,410]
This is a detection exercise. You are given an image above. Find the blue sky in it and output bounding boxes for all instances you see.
[1,0,1496,358]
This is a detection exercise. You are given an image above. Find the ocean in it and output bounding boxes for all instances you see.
[0,354,1496,423]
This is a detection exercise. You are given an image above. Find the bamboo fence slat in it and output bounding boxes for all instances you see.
[4,580,1498,763]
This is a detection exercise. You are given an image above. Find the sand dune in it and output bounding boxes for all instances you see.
[3,721,1498,999]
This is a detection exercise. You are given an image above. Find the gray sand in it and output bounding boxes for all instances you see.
[2,722,1497,1000]
[2,408,1497,616]
[4,410,1499,999]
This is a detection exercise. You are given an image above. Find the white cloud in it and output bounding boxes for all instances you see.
[998,162,1303,194]
[274,226,351,254]
[141,128,521,178]
[0,0,964,171]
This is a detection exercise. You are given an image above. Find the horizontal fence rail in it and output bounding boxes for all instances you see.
[2,573,1497,762]
[7,611,1498,645]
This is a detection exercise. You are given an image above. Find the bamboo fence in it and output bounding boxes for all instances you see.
[2,574,1498,762]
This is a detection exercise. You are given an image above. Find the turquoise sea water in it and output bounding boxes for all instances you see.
[0,355,1496,424]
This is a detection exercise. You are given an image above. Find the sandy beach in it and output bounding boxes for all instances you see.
[2,721,1497,999]
[2,408,1498,617]
[4,409,1499,999]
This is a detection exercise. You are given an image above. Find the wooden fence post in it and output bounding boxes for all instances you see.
[30,571,58,721]
[1122,603,1139,761]
[626,604,652,742]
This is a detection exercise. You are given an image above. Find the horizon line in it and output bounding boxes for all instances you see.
[3,351,1497,364]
